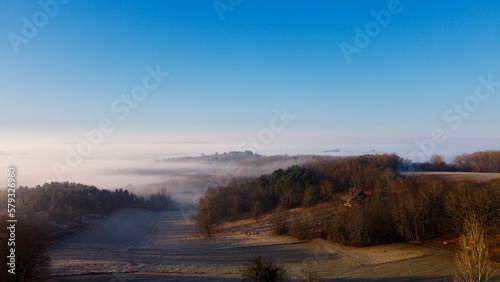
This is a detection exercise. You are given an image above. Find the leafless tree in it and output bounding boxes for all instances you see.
[301,262,322,282]
[430,154,446,171]
[193,194,220,237]
[455,213,496,282]
[272,203,288,235]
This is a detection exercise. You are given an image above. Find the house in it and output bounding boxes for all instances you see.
[341,188,372,207]
[347,188,367,200]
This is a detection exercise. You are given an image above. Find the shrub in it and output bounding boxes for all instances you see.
[301,262,322,282]
[272,204,288,235]
[241,255,287,282]
[289,216,308,240]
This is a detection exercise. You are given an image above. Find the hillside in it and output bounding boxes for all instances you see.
[46,207,458,281]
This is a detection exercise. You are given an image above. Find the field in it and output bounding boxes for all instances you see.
[402,171,500,182]
[43,207,493,281]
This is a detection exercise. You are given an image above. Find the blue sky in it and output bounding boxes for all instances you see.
[1,0,499,159]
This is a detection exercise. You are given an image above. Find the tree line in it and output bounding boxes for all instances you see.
[410,150,500,172]
[0,182,172,281]
[329,176,500,246]
[0,182,172,221]
[194,154,403,236]
[194,153,500,250]
[453,150,500,173]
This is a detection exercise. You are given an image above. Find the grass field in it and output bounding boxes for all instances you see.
[44,207,497,281]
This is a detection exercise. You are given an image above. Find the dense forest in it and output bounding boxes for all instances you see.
[194,153,500,249]
[0,181,172,242]
[0,182,171,247]
[195,154,402,224]
[0,182,171,222]
[0,182,172,281]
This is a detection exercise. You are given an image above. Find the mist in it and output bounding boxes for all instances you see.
[1,138,496,203]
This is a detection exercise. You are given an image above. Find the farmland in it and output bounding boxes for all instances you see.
[46,207,464,281]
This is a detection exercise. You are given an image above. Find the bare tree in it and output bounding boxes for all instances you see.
[455,213,496,282]
[430,154,446,171]
[301,262,322,282]
[272,203,288,235]
[193,194,220,237]
[148,184,171,210]
[251,200,264,222]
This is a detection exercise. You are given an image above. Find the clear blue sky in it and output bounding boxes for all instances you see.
[1,0,499,158]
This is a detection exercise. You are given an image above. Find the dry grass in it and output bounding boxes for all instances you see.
[45,207,485,281]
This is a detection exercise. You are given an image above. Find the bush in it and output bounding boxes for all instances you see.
[289,216,308,240]
[301,262,322,282]
[272,204,288,235]
[330,220,349,245]
[241,255,287,282]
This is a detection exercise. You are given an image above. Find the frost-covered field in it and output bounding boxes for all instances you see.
[47,208,459,281]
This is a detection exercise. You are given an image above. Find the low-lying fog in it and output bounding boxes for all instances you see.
[1,140,496,203]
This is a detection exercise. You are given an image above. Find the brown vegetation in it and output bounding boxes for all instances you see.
[301,262,322,282]
[454,150,500,173]
[0,215,50,281]
[193,189,220,237]
[272,203,288,236]
[454,214,496,281]
[194,152,500,278]
[240,254,287,281]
